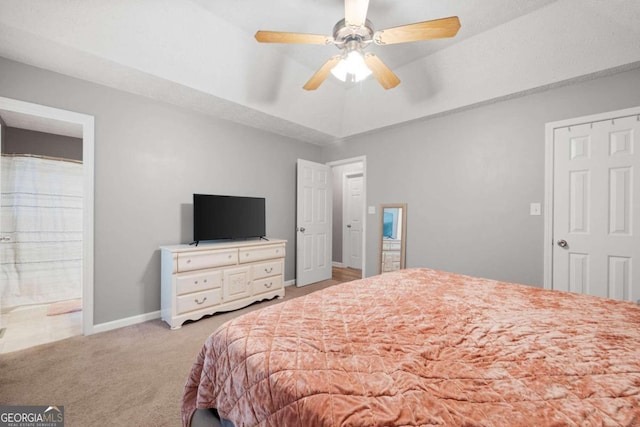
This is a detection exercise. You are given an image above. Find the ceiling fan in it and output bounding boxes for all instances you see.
[255,0,461,91]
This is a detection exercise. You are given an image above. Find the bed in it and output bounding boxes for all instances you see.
[182,268,640,426]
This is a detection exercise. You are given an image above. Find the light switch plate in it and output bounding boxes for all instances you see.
[530,203,541,216]
[368,206,376,215]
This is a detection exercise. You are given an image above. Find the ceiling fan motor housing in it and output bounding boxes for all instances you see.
[332,18,374,51]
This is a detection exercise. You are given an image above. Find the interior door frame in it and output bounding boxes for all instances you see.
[0,96,95,335]
[0,119,4,339]
[543,105,640,290]
[328,156,366,278]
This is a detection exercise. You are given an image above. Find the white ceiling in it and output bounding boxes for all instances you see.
[194,0,558,71]
[0,0,639,144]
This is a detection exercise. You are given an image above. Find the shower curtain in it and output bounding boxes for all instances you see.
[1,154,83,309]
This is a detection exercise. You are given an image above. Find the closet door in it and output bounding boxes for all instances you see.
[552,112,640,302]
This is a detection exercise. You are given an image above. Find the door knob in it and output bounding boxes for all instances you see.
[346,224,352,228]
[298,227,306,233]
[557,239,568,248]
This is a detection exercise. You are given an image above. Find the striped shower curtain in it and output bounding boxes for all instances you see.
[0,154,83,309]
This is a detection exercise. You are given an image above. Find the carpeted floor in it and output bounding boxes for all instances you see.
[0,279,341,427]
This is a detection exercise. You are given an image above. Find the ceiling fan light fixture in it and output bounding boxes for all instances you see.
[331,49,372,83]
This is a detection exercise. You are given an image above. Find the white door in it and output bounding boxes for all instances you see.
[343,173,363,269]
[296,159,332,287]
[552,112,640,302]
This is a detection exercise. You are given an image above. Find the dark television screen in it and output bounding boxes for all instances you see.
[193,194,265,242]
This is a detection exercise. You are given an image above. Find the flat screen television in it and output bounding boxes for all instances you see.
[193,194,266,243]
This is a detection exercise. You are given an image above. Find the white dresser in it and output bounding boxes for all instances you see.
[381,239,402,272]
[160,239,286,329]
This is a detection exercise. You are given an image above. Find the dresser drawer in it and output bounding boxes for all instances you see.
[177,249,237,272]
[239,244,285,263]
[382,241,401,251]
[252,260,283,280]
[176,288,222,314]
[176,270,222,295]
[253,275,284,295]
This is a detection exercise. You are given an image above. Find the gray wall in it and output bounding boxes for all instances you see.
[0,57,322,325]
[2,54,638,324]
[2,127,83,160]
[324,68,640,286]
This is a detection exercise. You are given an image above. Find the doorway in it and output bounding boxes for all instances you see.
[294,156,366,287]
[329,157,366,279]
[0,96,95,353]
[343,173,363,269]
[544,106,640,302]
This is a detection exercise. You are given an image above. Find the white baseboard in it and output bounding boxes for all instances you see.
[91,279,301,334]
[332,262,345,268]
[92,310,161,334]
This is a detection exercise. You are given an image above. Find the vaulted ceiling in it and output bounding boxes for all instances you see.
[0,0,639,144]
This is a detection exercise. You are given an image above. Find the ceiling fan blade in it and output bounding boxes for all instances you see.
[374,16,461,45]
[303,56,342,91]
[363,53,400,90]
[344,0,370,27]
[255,30,332,45]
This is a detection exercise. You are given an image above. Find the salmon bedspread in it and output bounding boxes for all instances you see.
[182,268,640,426]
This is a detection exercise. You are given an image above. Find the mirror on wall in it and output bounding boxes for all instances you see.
[379,204,407,273]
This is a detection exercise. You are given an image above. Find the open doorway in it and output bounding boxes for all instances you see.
[0,96,94,353]
[329,156,366,281]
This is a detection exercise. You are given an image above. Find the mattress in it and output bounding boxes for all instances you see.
[182,268,640,426]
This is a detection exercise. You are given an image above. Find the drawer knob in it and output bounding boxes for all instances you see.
[204,279,207,283]
[228,255,232,258]
[265,267,273,273]
[264,282,273,289]
[187,259,191,263]
[194,280,198,284]
[195,297,207,305]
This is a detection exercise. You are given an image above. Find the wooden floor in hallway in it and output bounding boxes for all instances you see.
[332,266,362,283]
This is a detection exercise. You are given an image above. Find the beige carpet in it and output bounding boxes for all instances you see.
[0,279,340,427]
[47,298,83,316]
